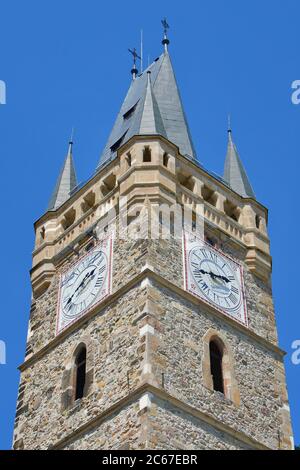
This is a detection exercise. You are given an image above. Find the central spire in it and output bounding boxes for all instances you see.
[97,23,196,169]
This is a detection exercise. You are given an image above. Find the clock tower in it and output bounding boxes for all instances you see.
[13,27,294,450]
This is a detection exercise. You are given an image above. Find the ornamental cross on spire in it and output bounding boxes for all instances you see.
[128,47,141,79]
[162,18,169,34]
[161,18,170,51]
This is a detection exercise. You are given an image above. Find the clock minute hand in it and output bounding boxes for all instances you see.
[65,271,92,306]
[74,268,97,296]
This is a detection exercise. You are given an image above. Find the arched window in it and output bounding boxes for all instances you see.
[75,346,86,400]
[125,152,132,169]
[143,146,151,162]
[163,152,169,167]
[209,340,224,394]
[203,330,240,406]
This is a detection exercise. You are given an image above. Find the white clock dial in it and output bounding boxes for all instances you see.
[183,231,248,326]
[61,249,108,320]
[57,235,113,334]
[189,247,241,313]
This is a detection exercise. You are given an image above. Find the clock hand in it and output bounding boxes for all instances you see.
[65,268,97,306]
[74,268,97,298]
[209,271,230,283]
[199,268,230,284]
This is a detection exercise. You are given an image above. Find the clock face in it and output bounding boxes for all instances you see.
[57,235,113,334]
[183,231,247,325]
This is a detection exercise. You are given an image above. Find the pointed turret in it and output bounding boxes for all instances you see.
[97,48,196,168]
[134,71,166,136]
[223,128,255,199]
[48,139,78,210]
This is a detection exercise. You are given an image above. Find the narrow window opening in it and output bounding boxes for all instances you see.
[126,152,132,168]
[81,191,95,214]
[40,226,45,241]
[110,131,127,153]
[163,152,169,167]
[143,146,152,162]
[178,172,195,192]
[75,347,86,400]
[62,208,76,231]
[201,185,217,206]
[224,199,240,222]
[123,103,138,120]
[209,340,224,394]
[255,214,261,229]
[100,173,117,197]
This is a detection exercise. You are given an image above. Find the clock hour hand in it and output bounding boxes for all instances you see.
[209,272,230,283]
[199,269,230,284]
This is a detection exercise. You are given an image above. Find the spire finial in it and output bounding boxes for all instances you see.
[227,114,231,133]
[68,127,74,154]
[128,47,141,80]
[161,18,170,52]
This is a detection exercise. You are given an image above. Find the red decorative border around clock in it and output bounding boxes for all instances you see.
[55,231,114,336]
[182,229,248,327]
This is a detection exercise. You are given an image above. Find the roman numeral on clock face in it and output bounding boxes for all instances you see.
[228,292,238,305]
[98,265,106,275]
[209,251,218,263]
[231,286,239,295]
[95,276,103,287]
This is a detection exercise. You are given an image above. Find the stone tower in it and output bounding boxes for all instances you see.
[13,31,294,450]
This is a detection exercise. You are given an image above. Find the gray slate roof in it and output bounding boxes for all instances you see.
[48,142,77,210]
[97,51,196,168]
[224,130,255,198]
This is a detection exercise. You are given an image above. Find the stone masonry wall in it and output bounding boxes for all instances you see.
[14,221,292,449]
[146,281,285,449]
[147,397,251,450]
[63,401,142,450]
[14,284,147,449]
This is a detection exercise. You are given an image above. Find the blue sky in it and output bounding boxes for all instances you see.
[0,0,299,449]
